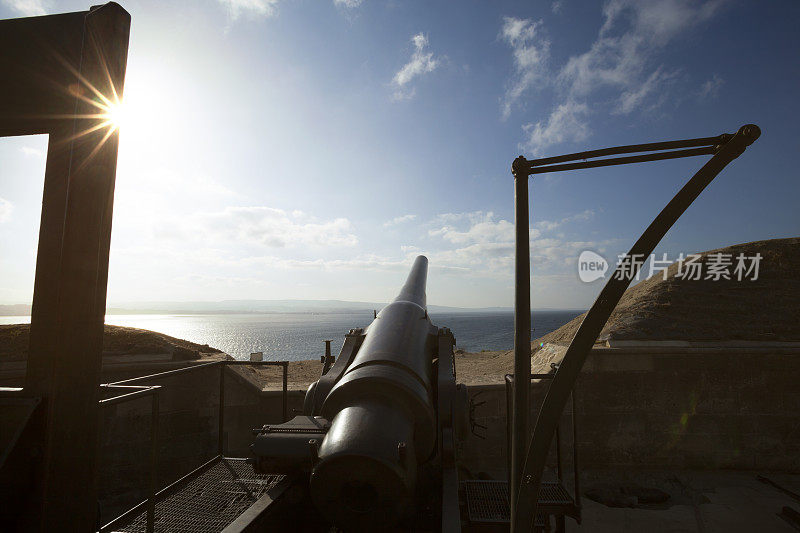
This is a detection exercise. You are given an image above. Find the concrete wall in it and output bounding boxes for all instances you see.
[459,346,800,477]
[96,345,800,521]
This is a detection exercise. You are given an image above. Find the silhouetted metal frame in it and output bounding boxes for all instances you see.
[98,360,289,532]
[0,5,130,530]
[509,124,761,532]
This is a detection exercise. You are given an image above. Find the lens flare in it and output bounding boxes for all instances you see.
[100,100,126,132]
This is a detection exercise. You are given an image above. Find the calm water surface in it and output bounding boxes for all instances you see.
[0,311,583,361]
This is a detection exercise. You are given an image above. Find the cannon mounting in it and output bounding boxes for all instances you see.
[251,256,469,531]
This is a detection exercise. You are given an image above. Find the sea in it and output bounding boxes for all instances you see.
[0,310,583,361]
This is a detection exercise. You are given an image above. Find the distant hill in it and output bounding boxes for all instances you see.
[450,237,799,380]
[0,304,31,316]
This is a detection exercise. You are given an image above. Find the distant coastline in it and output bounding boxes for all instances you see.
[0,309,585,360]
[0,300,576,317]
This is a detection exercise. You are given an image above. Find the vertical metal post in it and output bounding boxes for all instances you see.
[322,340,334,375]
[555,423,563,482]
[147,392,159,533]
[572,390,580,512]
[505,375,513,483]
[282,362,289,422]
[511,156,531,530]
[218,363,225,456]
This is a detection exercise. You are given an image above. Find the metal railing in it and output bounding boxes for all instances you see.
[99,384,160,533]
[98,359,289,533]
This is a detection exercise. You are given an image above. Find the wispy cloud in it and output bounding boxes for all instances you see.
[534,209,594,231]
[551,0,564,14]
[0,197,13,223]
[19,146,45,158]
[218,0,279,21]
[1,0,47,16]
[425,209,600,276]
[522,101,589,155]
[698,73,724,100]
[391,33,440,101]
[429,212,516,245]
[559,0,724,98]
[158,206,358,248]
[333,0,363,8]
[614,67,677,115]
[383,214,417,227]
[499,17,550,119]
[506,0,727,154]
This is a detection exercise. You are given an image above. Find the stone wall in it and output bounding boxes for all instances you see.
[459,346,800,477]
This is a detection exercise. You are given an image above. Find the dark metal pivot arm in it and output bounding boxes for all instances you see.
[516,132,733,176]
[510,124,761,532]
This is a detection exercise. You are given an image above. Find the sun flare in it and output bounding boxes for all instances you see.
[100,100,127,132]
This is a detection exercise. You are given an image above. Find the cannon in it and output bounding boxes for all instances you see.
[251,256,469,531]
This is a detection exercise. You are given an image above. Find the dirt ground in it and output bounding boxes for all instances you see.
[247,348,516,389]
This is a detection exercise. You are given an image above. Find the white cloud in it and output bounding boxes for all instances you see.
[0,197,13,223]
[391,33,440,101]
[522,101,589,155]
[19,146,45,158]
[209,207,357,247]
[429,212,515,245]
[225,253,469,274]
[424,210,599,276]
[551,0,564,14]
[155,206,358,248]
[559,0,723,97]
[499,17,550,119]
[1,0,47,16]
[383,214,417,227]
[508,0,726,154]
[535,209,594,231]
[218,0,279,20]
[698,74,724,100]
[615,67,677,114]
[430,211,481,225]
[334,0,363,7]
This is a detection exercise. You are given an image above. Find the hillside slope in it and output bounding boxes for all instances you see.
[454,237,799,382]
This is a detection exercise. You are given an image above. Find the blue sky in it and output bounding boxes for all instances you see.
[0,0,798,309]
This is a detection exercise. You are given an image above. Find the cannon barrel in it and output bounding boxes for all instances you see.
[395,254,427,307]
[310,255,438,529]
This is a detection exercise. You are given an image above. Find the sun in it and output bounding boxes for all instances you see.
[99,99,127,132]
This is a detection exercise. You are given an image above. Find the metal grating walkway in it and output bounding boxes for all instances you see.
[115,458,285,533]
[464,480,511,523]
[464,480,571,525]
